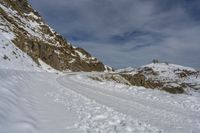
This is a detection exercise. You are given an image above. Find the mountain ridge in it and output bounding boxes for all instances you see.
[89,62,200,94]
[0,0,111,72]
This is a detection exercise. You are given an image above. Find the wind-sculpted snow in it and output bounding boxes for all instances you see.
[0,69,200,133]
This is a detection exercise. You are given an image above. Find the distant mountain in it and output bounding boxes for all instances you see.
[90,62,200,94]
[0,0,111,72]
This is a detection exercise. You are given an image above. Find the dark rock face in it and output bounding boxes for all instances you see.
[120,74,146,86]
[93,73,185,94]
[162,86,184,94]
[120,73,185,94]
[0,0,109,72]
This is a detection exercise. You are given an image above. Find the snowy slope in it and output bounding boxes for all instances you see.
[0,69,200,133]
[138,63,198,81]
[0,27,40,71]
[0,1,200,133]
[0,2,58,72]
[138,63,200,92]
[0,28,58,72]
[113,63,200,93]
[0,1,110,72]
[0,70,159,133]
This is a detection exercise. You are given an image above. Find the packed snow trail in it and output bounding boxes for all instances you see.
[0,70,162,133]
[57,74,200,133]
[0,69,200,133]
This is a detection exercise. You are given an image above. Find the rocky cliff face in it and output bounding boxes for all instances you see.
[0,0,111,71]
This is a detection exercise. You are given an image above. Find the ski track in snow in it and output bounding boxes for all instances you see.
[57,74,200,133]
[0,69,200,133]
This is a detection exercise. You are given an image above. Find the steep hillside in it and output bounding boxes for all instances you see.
[90,62,200,94]
[0,0,110,71]
[0,29,41,70]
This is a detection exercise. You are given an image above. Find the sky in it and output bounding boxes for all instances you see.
[29,0,200,69]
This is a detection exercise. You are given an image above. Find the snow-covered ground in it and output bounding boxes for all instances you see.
[0,69,200,133]
[0,22,40,71]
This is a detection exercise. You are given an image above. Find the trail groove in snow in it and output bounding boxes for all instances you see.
[57,74,200,133]
[1,69,200,133]
[0,70,160,133]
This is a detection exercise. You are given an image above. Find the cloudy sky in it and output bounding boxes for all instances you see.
[29,0,200,69]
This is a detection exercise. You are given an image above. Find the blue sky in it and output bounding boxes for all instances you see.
[29,0,200,69]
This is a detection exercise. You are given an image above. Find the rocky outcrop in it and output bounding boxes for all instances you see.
[0,0,110,71]
[120,73,185,94]
[89,63,200,94]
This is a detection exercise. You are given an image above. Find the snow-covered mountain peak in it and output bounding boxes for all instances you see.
[138,63,198,80]
[141,63,196,74]
[140,63,198,82]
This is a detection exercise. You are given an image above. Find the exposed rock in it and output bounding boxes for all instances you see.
[0,0,110,72]
[89,63,200,94]
[120,73,146,86]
